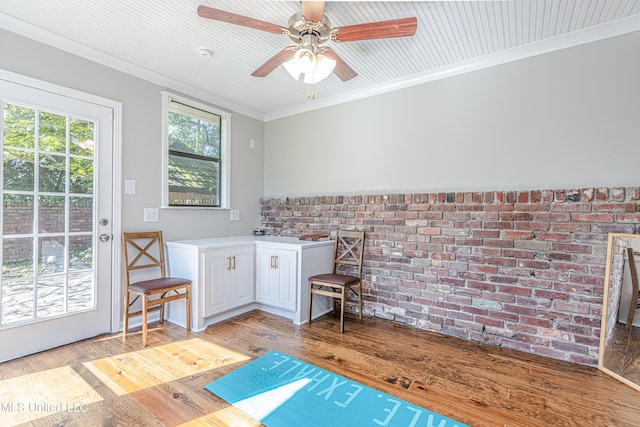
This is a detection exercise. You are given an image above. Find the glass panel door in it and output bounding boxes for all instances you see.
[0,77,113,362]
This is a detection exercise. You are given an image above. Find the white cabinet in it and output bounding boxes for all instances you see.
[166,238,256,332]
[256,248,297,311]
[166,236,334,331]
[203,246,254,317]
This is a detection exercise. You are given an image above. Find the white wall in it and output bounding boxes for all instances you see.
[264,30,640,198]
[0,29,265,241]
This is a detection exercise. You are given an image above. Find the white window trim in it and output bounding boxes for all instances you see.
[161,91,231,209]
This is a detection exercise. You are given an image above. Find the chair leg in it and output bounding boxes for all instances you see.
[339,286,346,333]
[357,282,363,320]
[159,301,165,326]
[308,282,314,325]
[123,290,129,337]
[185,286,191,332]
[627,299,637,331]
[142,296,148,346]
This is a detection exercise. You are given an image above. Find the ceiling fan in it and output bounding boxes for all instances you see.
[197,1,418,85]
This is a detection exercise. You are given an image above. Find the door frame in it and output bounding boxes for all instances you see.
[0,69,123,333]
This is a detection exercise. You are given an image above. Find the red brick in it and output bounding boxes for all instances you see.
[484,221,514,230]
[472,229,500,238]
[515,203,548,212]
[535,232,571,242]
[500,212,534,221]
[514,221,550,231]
[417,227,441,235]
[581,188,594,201]
[614,213,640,223]
[517,260,551,269]
[611,187,625,201]
[593,202,636,212]
[485,204,514,212]
[595,188,608,200]
[484,239,514,248]
[517,191,529,203]
[502,231,534,240]
[571,213,614,222]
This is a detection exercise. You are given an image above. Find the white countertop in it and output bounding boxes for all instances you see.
[166,235,334,250]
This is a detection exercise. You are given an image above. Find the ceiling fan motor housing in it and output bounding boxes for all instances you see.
[287,12,332,48]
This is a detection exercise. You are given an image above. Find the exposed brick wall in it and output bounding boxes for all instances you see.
[260,187,640,366]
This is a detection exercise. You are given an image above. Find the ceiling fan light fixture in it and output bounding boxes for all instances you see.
[303,53,336,84]
[283,57,302,80]
[295,48,317,74]
[283,47,317,81]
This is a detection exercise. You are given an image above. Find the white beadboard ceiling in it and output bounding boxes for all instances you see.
[1,1,640,121]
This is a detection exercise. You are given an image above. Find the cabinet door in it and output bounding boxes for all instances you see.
[274,249,297,311]
[229,246,255,306]
[255,248,276,306]
[255,247,297,310]
[202,249,229,317]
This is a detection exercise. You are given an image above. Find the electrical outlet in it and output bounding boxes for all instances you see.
[249,138,256,149]
[144,208,159,222]
[230,210,240,221]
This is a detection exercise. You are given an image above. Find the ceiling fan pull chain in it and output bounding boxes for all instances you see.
[307,78,316,100]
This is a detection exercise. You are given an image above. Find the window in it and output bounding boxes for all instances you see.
[161,92,230,208]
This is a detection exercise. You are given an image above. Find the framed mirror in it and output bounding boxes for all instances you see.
[599,233,640,391]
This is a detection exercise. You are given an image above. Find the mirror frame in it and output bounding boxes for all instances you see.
[598,232,640,391]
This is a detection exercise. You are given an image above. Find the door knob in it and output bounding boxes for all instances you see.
[99,234,111,242]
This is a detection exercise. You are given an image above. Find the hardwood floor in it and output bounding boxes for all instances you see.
[1,310,639,426]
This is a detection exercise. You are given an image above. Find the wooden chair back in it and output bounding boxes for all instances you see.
[332,231,365,279]
[122,231,167,286]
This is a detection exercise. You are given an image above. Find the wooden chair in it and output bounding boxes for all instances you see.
[625,248,640,331]
[308,231,365,333]
[122,231,191,346]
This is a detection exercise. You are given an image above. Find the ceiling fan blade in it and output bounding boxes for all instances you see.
[301,1,326,22]
[198,5,285,34]
[333,17,418,42]
[320,48,357,82]
[251,47,297,77]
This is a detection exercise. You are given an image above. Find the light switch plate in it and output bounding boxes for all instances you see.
[144,208,159,222]
[230,210,240,221]
[124,179,136,194]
